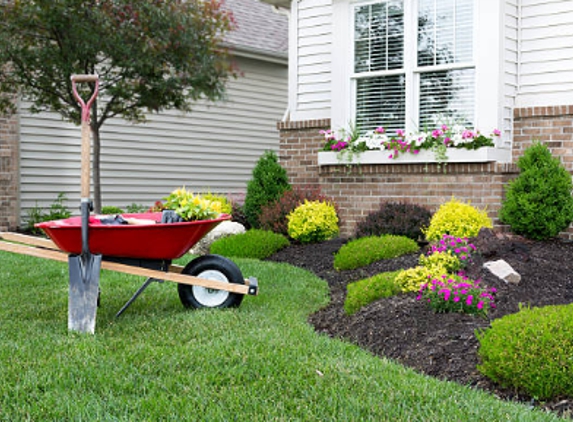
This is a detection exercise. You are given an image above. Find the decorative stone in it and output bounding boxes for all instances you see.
[483,259,521,284]
[189,221,245,255]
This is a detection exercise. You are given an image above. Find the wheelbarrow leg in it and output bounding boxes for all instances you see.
[115,277,164,318]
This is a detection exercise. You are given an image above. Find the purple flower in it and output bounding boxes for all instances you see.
[466,295,473,306]
[477,301,484,310]
[453,296,460,303]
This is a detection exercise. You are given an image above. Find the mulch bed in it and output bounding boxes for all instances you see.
[266,231,573,419]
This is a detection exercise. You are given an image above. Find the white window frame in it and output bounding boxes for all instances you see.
[331,0,506,150]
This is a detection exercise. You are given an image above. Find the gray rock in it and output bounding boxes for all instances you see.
[483,259,521,284]
[189,221,246,255]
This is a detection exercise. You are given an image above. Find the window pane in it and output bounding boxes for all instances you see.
[418,0,473,67]
[355,1,404,73]
[356,75,406,133]
[419,68,475,128]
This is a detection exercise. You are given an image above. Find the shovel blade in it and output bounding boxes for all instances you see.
[68,254,102,334]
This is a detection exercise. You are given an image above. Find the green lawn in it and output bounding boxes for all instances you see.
[0,251,564,421]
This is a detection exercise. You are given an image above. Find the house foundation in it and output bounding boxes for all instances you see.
[0,110,19,232]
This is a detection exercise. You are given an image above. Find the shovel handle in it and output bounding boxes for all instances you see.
[71,74,99,200]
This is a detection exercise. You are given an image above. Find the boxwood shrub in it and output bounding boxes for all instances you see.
[344,271,402,315]
[210,229,289,260]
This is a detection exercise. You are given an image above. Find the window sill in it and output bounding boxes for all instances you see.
[317,147,511,166]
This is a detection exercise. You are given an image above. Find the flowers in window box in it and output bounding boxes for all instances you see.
[320,124,501,161]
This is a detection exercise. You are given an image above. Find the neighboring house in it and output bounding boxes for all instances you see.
[262,0,573,238]
[0,0,288,231]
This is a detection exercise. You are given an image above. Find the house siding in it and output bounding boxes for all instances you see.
[291,0,332,121]
[517,0,573,107]
[17,56,287,224]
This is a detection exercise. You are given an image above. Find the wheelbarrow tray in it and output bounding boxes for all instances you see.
[35,212,230,260]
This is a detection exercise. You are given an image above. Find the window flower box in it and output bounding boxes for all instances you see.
[318,147,511,166]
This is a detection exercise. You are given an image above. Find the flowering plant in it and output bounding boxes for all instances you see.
[163,187,222,221]
[417,272,496,318]
[321,124,501,161]
[426,234,476,268]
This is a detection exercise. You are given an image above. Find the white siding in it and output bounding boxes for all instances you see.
[291,0,332,120]
[502,0,519,147]
[19,57,287,221]
[517,0,573,107]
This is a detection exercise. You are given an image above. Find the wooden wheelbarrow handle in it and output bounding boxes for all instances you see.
[70,74,99,200]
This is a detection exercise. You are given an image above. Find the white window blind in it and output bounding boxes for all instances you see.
[354,1,405,133]
[353,0,475,133]
[417,0,475,128]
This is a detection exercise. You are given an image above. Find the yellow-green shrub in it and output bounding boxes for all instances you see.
[334,235,419,271]
[477,303,573,400]
[419,251,461,273]
[394,264,448,293]
[423,197,492,241]
[344,271,402,315]
[287,200,339,243]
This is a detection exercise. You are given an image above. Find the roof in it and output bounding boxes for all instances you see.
[223,0,288,60]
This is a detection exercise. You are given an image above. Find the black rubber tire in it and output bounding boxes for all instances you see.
[177,254,245,309]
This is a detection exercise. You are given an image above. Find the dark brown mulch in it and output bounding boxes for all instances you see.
[266,233,573,419]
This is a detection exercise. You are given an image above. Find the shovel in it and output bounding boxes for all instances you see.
[68,74,102,334]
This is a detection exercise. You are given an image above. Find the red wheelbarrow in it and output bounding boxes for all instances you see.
[0,213,258,322]
[0,74,257,333]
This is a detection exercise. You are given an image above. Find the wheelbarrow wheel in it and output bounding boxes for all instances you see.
[178,254,244,309]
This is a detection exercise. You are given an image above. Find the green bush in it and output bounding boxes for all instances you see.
[477,303,573,400]
[334,235,419,271]
[423,197,492,241]
[499,141,573,240]
[344,271,402,315]
[354,202,432,240]
[210,229,289,259]
[259,186,337,236]
[287,200,339,244]
[419,251,462,274]
[101,205,125,214]
[26,193,72,234]
[244,151,290,228]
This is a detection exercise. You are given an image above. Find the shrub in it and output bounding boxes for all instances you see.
[244,151,290,228]
[419,252,462,274]
[344,271,402,315]
[423,197,492,241]
[354,202,432,240]
[229,201,251,230]
[125,203,148,213]
[287,200,339,244]
[210,229,289,260]
[394,265,448,293]
[26,193,72,234]
[334,235,419,271]
[499,141,573,240]
[426,234,476,268]
[101,205,125,215]
[477,303,573,400]
[259,186,337,236]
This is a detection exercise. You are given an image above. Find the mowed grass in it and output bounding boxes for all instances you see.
[0,251,564,421]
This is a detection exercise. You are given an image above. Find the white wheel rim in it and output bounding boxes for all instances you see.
[192,269,231,307]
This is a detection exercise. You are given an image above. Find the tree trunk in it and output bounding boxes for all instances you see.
[91,100,101,213]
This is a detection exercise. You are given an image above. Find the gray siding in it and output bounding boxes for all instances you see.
[19,57,287,221]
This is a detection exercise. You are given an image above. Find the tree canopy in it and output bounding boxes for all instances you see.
[0,0,237,211]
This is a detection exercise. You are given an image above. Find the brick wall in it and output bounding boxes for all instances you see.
[0,110,19,232]
[278,108,573,239]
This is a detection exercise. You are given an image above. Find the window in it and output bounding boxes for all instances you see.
[353,0,475,134]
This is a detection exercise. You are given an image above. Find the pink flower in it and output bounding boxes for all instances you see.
[388,154,393,159]
[396,129,405,137]
[432,129,443,138]
[477,301,484,310]
[453,296,460,303]
[466,295,473,306]
[493,129,501,136]
[375,126,385,134]
[441,124,448,131]
[413,150,420,154]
